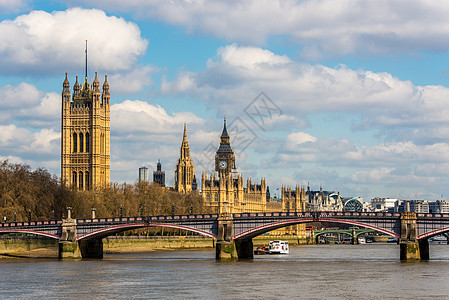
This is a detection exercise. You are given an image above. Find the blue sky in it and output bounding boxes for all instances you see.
[3,0,449,202]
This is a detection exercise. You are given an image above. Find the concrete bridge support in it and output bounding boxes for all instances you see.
[215,213,255,260]
[399,212,428,261]
[234,239,254,259]
[59,241,81,259]
[215,213,237,260]
[59,213,81,259]
[79,239,103,259]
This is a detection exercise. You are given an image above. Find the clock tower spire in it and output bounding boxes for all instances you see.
[215,117,236,175]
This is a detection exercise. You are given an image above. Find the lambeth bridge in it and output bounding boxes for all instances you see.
[1,209,449,261]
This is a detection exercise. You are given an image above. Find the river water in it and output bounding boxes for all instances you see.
[1,244,449,299]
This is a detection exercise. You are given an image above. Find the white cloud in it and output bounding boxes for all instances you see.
[0,83,40,109]
[111,100,205,136]
[0,8,148,75]
[85,0,449,57]
[109,66,157,94]
[161,44,449,144]
[0,125,59,159]
[286,132,317,147]
[0,83,60,128]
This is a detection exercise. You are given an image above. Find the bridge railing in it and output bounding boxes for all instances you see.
[0,220,62,228]
[233,211,403,218]
[76,214,220,225]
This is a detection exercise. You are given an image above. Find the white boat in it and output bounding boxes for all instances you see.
[268,240,289,254]
[358,237,366,244]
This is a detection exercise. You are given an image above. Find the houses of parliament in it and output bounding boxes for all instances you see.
[60,71,308,235]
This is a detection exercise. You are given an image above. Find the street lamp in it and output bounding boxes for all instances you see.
[242,203,246,214]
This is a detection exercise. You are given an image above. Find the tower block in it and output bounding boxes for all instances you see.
[61,72,110,190]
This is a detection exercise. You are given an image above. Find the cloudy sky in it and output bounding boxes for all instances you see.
[2,0,449,202]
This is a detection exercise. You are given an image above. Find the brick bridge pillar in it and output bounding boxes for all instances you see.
[58,208,103,259]
[215,213,253,260]
[399,212,429,261]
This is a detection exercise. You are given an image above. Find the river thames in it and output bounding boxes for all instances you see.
[1,244,449,299]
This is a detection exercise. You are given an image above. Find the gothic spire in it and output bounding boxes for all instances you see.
[180,122,190,159]
[221,116,229,140]
[183,121,187,142]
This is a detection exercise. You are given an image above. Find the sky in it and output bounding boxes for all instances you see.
[3,0,449,202]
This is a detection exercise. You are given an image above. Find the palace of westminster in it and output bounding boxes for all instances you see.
[60,71,346,235]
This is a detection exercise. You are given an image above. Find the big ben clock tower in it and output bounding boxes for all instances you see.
[215,117,236,175]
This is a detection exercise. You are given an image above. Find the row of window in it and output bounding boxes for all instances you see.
[73,132,90,153]
[72,171,90,190]
[72,132,107,154]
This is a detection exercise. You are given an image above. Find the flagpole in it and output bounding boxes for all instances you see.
[85,40,88,80]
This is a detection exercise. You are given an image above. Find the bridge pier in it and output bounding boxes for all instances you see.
[234,239,254,259]
[352,228,357,245]
[79,239,103,259]
[215,213,254,260]
[59,213,82,259]
[216,213,237,260]
[59,241,82,259]
[399,212,428,261]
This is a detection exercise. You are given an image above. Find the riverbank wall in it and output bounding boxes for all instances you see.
[0,237,58,254]
[103,236,215,253]
[0,235,309,257]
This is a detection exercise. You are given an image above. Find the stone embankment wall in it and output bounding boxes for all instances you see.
[0,237,58,253]
[103,236,215,252]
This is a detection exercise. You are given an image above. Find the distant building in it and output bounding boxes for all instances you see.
[153,160,166,187]
[343,197,364,212]
[371,198,397,212]
[395,200,429,213]
[305,185,343,211]
[139,166,148,182]
[429,200,449,213]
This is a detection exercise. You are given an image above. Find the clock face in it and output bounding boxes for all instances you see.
[219,160,227,170]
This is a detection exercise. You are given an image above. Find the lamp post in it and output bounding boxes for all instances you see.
[91,208,96,219]
[242,203,246,214]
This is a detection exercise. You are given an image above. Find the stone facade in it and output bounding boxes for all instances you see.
[201,172,267,214]
[61,72,110,190]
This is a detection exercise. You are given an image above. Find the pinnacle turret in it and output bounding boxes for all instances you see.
[93,71,100,92]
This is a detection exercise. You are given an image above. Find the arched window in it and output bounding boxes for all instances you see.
[72,171,77,187]
[79,171,84,190]
[214,194,218,202]
[73,133,77,153]
[206,193,211,202]
[85,132,90,153]
[85,171,89,190]
[79,133,84,153]
[100,133,104,154]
